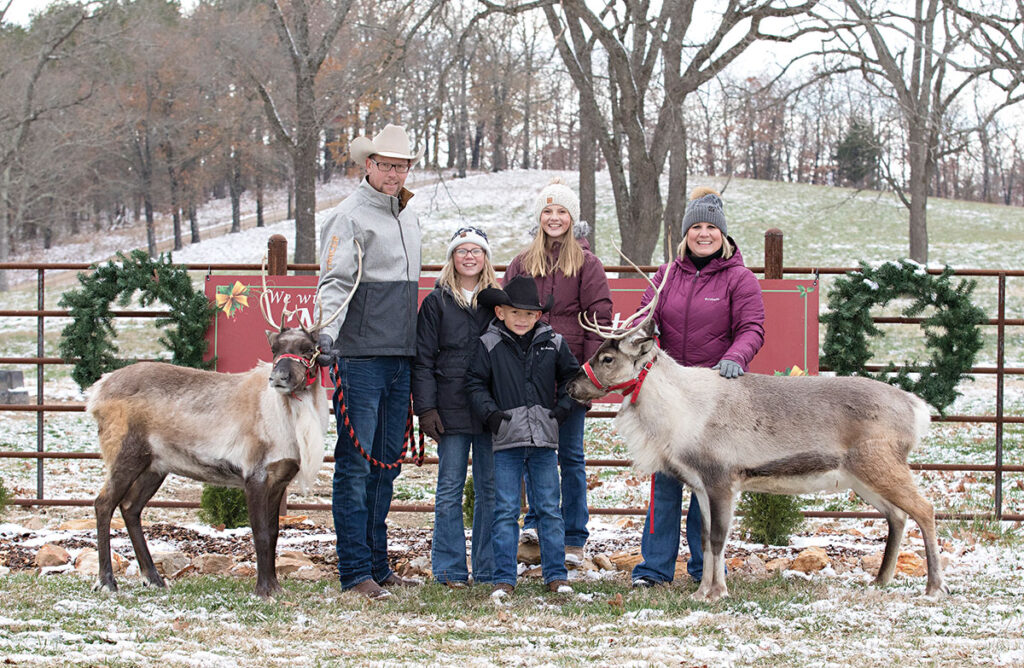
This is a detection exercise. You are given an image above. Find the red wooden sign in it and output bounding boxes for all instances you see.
[204,275,818,391]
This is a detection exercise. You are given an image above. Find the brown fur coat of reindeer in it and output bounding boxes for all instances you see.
[87,248,360,597]
[567,261,946,602]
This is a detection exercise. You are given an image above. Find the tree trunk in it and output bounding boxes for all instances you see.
[906,126,930,263]
[256,171,264,228]
[167,151,182,251]
[578,92,596,249]
[471,120,484,170]
[144,193,155,258]
[455,40,469,179]
[188,197,200,244]
[229,148,243,234]
[491,86,507,172]
[522,53,532,169]
[665,114,688,263]
[0,166,9,292]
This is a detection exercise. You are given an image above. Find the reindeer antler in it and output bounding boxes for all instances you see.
[311,240,364,333]
[578,246,673,340]
[260,254,295,331]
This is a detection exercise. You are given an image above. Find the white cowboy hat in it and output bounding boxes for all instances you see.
[350,124,424,165]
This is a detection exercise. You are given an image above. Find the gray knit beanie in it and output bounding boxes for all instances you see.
[681,187,727,237]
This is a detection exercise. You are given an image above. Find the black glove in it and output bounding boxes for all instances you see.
[713,359,743,379]
[548,405,571,424]
[316,333,335,367]
[486,411,511,434]
[418,409,445,442]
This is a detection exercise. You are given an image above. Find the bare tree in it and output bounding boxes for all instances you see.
[533,0,821,264]
[0,3,95,289]
[813,0,1024,263]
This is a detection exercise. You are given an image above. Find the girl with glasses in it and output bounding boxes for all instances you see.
[413,226,502,587]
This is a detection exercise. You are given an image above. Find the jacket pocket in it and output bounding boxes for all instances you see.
[529,404,559,448]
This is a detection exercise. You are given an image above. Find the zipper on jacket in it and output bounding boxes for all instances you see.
[681,268,699,363]
[395,209,411,281]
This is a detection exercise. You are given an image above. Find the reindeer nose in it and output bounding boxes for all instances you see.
[269,362,294,388]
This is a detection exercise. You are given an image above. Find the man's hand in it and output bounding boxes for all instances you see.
[418,409,445,442]
[486,411,511,434]
[316,333,336,367]
[712,359,743,379]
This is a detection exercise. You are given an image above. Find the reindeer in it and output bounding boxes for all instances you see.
[87,247,361,598]
[567,259,946,602]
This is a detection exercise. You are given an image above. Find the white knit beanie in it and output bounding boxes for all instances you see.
[533,177,580,225]
[446,226,491,261]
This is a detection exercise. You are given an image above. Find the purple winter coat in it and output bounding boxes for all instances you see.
[640,242,765,370]
[504,235,613,365]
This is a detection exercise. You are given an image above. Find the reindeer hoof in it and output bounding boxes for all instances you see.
[692,583,728,602]
[255,581,284,599]
[141,574,167,588]
[92,578,117,593]
[924,582,949,598]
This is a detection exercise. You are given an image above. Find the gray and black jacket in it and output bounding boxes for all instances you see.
[316,177,422,357]
[412,284,493,434]
[465,320,581,452]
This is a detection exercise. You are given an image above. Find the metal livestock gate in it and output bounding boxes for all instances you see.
[1,230,1021,521]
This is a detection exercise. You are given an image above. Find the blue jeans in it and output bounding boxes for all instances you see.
[492,447,567,586]
[431,432,495,584]
[523,403,588,547]
[331,356,411,590]
[630,472,705,583]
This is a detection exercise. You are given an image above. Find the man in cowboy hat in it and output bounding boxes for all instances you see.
[315,123,424,599]
[464,276,582,597]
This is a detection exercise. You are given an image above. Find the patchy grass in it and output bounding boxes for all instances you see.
[2,543,1023,667]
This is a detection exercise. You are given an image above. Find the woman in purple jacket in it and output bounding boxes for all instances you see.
[504,177,613,564]
[631,186,765,587]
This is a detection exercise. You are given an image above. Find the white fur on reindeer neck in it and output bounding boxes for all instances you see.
[259,361,328,493]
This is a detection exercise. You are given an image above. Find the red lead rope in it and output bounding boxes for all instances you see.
[329,362,424,469]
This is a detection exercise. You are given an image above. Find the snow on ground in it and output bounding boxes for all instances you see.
[0,170,1022,664]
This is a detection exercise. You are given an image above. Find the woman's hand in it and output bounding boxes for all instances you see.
[713,359,743,379]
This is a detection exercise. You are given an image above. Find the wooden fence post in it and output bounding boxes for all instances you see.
[270,234,291,517]
[764,228,783,280]
[268,234,288,276]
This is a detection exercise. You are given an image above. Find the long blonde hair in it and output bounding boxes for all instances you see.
[438,257,500,309]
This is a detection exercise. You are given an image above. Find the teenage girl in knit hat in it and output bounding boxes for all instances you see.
[504,177,613,566]
[413,227,501,587]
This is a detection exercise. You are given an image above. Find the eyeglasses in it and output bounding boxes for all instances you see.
[453,248,485,258]
[369,159,411,174]
[450,226,488,241]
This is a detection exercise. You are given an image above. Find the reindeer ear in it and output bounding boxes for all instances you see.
[266,330,279,348]
[621,324,656,357]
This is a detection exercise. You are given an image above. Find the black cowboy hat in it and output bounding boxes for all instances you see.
[478,276,553,313]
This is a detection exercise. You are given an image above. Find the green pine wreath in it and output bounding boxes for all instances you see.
[59,250,216,389]
[821,259,985,413]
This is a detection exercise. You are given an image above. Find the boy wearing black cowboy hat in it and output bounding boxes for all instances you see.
[465,276,582,597]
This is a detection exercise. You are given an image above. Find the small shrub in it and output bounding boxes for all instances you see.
[738,492,804,545]
[0,476,11,518]
[463,476,475,528]
[198,485,249,529]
